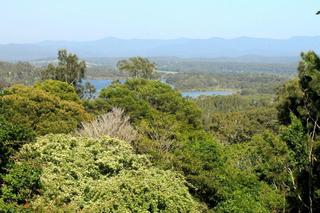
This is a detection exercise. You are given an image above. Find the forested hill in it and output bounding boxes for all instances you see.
[1,36,320,61]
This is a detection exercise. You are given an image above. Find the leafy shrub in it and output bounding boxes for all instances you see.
[1,161,41,207]
[3,134,200,212]
[0,83,91,135]
[0,116,35,173]
[34,80,80,102]
[91,79,202,128]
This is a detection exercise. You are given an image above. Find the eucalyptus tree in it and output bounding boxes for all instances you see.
[277,51,320,212]
[117,57,156,79]
[41,49,86,87]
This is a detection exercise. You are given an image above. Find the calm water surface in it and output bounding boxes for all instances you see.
[84,79,234,98]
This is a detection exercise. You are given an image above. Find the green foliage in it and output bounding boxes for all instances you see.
[0,116,35,174]
[208,107,279,144]
[172,131,285,212]
[41,49,86,87]
[34,80,80,102]
[0,116,34,143]
[4,134,200,212]
[173,131,222,207]
[90,79,204,167]
[278,115,316,211]
[166,72,289,95]
[248,132,291,186]
[277,51,320,132]
[0,83,91,136]
[117,57,156,79]
[192,87,290,211]
[225,131,292,193]
[87,79,222,206]
[214,135,287,212]
[281,114,308,168]
[0,115,35,212]
[195,94,273,113]
[93,79,202,128]
[214,186,282,213]
[276,78,304,125]
[86,79,285,211]
[276,51,320,212]
[195,95,278,144]
[1,161,41,206]
[89,81,151,121]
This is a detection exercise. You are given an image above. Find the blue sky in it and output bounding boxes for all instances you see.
[1,0,320,43]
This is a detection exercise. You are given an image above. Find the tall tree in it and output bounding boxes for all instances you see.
[41,49,86,87]
[277,51,320,212]
[117,57,156,79]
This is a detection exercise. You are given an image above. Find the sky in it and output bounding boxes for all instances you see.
[1,0,320,44]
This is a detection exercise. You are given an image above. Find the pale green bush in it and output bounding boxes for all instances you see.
[16,134,200,212]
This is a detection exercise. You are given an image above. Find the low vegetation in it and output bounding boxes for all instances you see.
[1,135,200,212]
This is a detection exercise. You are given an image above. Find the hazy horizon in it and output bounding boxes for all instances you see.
[1,0,320,44]
[2,35,320,46]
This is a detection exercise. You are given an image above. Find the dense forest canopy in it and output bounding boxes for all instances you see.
[0,49,320,212]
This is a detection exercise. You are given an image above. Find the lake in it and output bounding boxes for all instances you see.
[83,79,115,91]
[84,79,234,98]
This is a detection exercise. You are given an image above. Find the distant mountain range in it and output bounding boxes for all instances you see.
[0,36,319,61]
